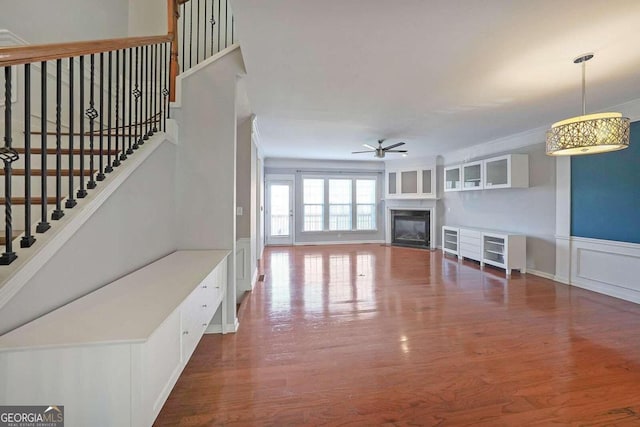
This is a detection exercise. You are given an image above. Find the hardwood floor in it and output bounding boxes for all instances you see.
[155,244,640,426]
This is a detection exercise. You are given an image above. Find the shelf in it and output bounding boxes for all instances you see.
[484,249,504,256]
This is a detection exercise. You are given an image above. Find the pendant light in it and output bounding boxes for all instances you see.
[545,54,630,156]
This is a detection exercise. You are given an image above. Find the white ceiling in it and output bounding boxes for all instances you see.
[232,0,640,160]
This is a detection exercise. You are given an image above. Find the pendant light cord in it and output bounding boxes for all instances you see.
[581,60,587,115]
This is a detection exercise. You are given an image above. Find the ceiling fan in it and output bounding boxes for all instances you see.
[352,139,407,158]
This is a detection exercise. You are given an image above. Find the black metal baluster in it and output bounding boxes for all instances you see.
[87,54,97,190]
[77,56,87,199]
[51,60,64,220]
[164,43,169,130]
[232,15,234,44]
[127,47,133,156]
[143,45,149,141]
[65,58,77,210]
[150,44,156,136]
[96,52,105,181]
[218,0,221,52]
[132,47,140,151]
[225,0,228,48]
[1,67,18,264]
[36,61,50,232]
[196,0,201,65]
[182,2,186,72]
[113,50,121,168]
[21,64,36,248]
[204,0,208,60]
[190,0,194,69]
[153,44,158,134]
[105,51,113,173]
[211,0,216,57]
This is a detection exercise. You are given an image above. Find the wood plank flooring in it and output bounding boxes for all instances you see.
[154,244,640,426]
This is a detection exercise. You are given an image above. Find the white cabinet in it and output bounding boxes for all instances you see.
[462,161,483,190]
[482,232,526,276]
[441,226,526,277]
[0,250,230,427]
[444,165,461,192]
[442,226,459,256]
[444,154,528,192]
[386,167,435,199]
[459,228,482,261]
[483,154,529,189]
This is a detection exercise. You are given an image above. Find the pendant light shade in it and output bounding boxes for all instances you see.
[545,54,630,156]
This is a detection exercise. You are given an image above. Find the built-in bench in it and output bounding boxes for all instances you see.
[0,249,230,427]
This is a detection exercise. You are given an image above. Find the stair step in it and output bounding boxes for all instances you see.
[0,197,62,205]
[0,230,23,245]
[15,148,121,156]
[1,169,95,177]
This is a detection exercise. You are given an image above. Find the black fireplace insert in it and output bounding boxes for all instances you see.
[391,210,430,249]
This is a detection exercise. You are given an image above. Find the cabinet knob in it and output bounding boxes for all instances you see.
[183,331,189,335]
[215,286,220,289]
[202,323,208,327]
[202,304,207,308]
[202,285,208,289]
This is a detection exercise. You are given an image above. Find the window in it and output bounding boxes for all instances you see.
[303,179,324,231]
[356,179,376,230]
[329,179,352,230]
[302,176,377,232]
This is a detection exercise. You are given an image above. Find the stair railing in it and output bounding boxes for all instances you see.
[0,35,172,265]
[170,0,236,99]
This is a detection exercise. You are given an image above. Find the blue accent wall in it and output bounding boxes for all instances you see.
[571,120,640,243]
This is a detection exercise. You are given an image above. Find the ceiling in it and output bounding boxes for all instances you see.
[231,0,640,160]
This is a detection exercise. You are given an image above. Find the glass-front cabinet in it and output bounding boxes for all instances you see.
[444,166,461,192]
[386,167,436,199]
[462,161,483,190]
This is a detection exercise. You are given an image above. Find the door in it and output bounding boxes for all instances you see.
[266,179,294,245]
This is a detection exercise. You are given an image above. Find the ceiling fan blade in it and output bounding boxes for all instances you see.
[352,150,374,154]
[386,150,408,153]
[363,144,377,150]
[383,142,405,151]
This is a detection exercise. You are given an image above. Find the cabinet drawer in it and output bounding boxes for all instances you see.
[460,242,481,253]
[460,235,481,245]
[460,229,482,239]
[460,250,482,261]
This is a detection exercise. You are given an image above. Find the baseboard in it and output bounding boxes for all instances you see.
[293,240,385,246]
[553,275,570,285]
[205,318,239,335]
[526,269,555,281]
[251,268,258,290]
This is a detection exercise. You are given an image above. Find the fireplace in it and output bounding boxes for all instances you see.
[391,210,430,249]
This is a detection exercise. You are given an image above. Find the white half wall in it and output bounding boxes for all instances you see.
[0,139,177,335]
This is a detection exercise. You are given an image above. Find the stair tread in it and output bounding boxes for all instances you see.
[15,148,121,156]
[0,230,23,245]
[0,196,63,205]
[1,169,95,177]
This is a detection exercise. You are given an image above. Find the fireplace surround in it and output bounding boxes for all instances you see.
[390,209,431,249]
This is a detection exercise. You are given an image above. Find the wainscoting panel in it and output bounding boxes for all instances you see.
[571,236,640,303]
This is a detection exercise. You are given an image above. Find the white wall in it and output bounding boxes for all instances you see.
[0,0,129,43]
[173,46,245,330]
[443,142,556,276]
[128,0,168,37]
[0,140,177,335]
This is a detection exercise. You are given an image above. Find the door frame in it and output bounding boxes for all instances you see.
[265,174,295,245]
